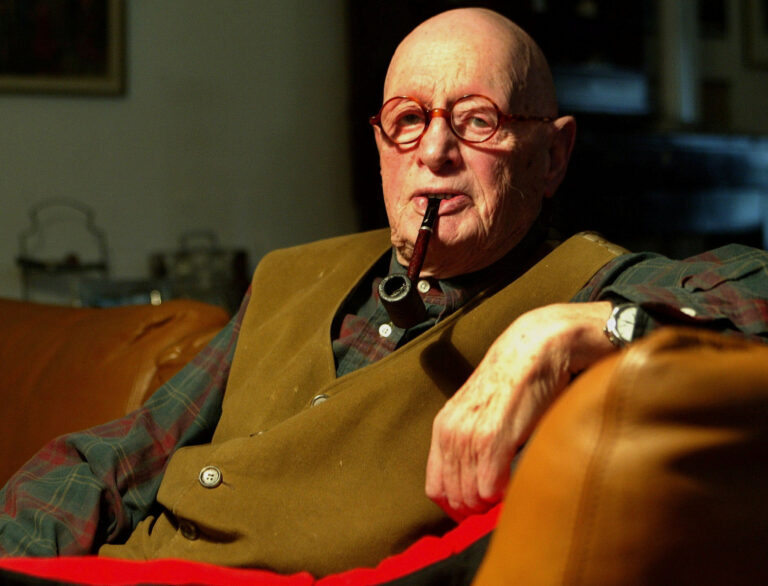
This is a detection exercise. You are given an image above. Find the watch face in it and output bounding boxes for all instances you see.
[616,305,639,342]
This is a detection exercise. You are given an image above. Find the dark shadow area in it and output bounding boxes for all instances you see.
[346,1,768,259]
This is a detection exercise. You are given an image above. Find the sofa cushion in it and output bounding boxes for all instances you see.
[0,298,229,484]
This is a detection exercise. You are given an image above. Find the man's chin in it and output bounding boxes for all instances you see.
[420,240,486,279]
[424,233,526,278]
[391,228,492,277]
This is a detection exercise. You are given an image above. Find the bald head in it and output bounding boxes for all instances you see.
[375,8,576,278]
[384,8,557,117]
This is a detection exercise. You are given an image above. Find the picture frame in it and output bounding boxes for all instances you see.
[743,0,768,68]
[0,0,124,95]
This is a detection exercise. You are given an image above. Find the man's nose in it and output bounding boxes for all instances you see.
[417,110,461,171]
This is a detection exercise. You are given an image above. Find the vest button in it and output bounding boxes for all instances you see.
[179,520,199,541]
[417,279,431,293]
[199,465,222,488]
[310,394,329,407]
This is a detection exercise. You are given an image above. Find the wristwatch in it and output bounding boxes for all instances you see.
[603,303,645,348]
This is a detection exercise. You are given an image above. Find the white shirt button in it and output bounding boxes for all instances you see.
[680,307,697,317]
[417,279,431,293]
[179,520,199,540]
[199,465,222,488]
[378,323,393,338]
[310,393,329,406]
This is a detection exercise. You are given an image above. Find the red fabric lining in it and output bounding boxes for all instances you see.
[0,506,499,585]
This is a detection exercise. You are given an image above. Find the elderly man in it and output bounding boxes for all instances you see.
[1,7,767,578]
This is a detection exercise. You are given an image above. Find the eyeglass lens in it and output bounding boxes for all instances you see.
[379,95,499,144]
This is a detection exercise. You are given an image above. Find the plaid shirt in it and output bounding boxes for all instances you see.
[333,251,490,376]
[1,242,767,557]
[572,245,768,340]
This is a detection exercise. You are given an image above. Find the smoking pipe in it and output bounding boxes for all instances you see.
[378,197,440,329]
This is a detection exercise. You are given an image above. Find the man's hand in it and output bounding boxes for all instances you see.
[425,301,616,521]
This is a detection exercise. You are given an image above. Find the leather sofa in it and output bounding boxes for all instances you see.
[0,299,766,584]
[0,298,230,485]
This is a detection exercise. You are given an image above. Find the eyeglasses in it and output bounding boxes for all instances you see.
[369,94,552,145]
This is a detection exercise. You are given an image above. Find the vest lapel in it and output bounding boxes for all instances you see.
[216,229,392,439]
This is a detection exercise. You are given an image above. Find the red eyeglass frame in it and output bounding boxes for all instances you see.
[369,94,553,144]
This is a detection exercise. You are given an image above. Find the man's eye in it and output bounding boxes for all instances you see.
[396,113,424,127]
[468,115,491,128]
[455,109,493,129]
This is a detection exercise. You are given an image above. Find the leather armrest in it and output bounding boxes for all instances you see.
[474,327,768,585]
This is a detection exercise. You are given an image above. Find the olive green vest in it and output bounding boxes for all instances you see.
[100,229,624,576]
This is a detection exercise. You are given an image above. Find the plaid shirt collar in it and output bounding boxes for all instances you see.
[332,226,547,377]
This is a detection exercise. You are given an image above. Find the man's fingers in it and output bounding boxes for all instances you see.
[426,407,504,520]
[475,450,510,506]
[425,424,447,501]
[425,303,618,521]
[426,441,466,521]
[426,416,467,519]
[431,456,499,522]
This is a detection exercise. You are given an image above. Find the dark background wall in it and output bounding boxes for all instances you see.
[3,1,766,303]
[346,0,768,258]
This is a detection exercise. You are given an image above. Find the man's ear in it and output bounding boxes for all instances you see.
[373,124,385,156]
[542,115,576,199]
[372,126,386,179]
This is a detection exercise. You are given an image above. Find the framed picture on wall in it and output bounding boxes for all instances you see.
[744,0,768,68]
[0,0,124,94]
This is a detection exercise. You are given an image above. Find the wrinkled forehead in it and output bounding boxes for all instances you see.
[383,36,522,111]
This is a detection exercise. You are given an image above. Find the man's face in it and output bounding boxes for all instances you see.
[374,36,555,279]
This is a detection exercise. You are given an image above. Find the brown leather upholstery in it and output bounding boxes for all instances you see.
[474,327,768,586]
[0,298,230,485]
